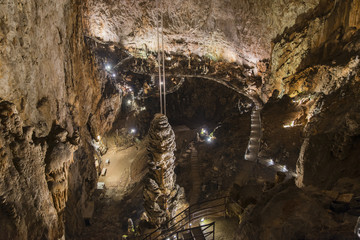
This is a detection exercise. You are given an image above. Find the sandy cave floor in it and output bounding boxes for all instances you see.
[79,122,275,239]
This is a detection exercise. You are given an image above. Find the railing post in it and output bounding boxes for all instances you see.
[213,222,215,240]
[188,206,191,228]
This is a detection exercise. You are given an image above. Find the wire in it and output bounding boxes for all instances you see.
[161,0,166,116]
[156,0,163,114]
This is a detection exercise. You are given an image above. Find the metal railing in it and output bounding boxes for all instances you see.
[139,196,229,240]
[166,222,215,240]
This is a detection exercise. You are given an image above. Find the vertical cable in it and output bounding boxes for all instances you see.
[161,0,166,116]
[156,0,163,114]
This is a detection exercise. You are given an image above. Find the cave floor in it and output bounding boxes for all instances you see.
[99,142,147,200]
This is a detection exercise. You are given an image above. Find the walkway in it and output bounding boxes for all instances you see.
[189,142,201,205]
[241,96,296,178]
[244,100,262,162]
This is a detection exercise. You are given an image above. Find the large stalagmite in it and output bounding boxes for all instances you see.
[144,114,186,226]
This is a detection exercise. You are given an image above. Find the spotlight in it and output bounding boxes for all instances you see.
[281,165,288,172]
[200,218,205,222]
[112,73,116,77]
[105,64,111,71]
[127,100,132,105]
[207,137,212,143]
[268,159,274,166]
[130,128,136,134]
[97,135,101,141]
[189,223,192,226]
[200,128,207,135]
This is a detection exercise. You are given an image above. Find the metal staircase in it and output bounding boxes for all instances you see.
[138,196,229,240]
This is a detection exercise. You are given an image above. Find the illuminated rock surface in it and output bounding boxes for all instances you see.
[0,0,360,239]
[144,114,187,226]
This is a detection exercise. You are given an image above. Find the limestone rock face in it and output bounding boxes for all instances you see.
[0,0,123,238]
[0,100,58,239]
[144,114,186,226]
[268,0,360,98]
[265,0,360,189]
[236,180,353,240]
[84,0,319,64]
[295,81,360,189]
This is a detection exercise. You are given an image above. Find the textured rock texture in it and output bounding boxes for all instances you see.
[0,100,58,239]
[236,180,358,240]
[268,0,360,98]
[144,114,186,226]
[0,0,122,239]
[265,0,360,189]
[84,0,319,64]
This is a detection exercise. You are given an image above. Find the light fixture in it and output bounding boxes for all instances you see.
[130,128,136,134]
[207,137,212,143]
[189,223,192,226]
[200,218,205,222]
[127,100,132,105]
[281,165,288,172]
[200,128,207,135]
[112,73,116,77]
[97,135,101,141]
[105,64,111,71]
[268,159,274,166]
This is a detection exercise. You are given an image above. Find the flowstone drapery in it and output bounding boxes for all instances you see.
[143,114,186,226]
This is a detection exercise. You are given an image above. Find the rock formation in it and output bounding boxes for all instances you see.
[144,114,186,226]
[0,0,123,238]
[84,0,319,64]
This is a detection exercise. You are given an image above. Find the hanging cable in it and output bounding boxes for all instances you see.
[161,0,166,116]
[155,0,167,115]
[156,0,163,114]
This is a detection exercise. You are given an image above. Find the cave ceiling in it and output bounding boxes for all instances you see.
[84,0,320,66]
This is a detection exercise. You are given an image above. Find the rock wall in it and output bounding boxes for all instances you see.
[268,0,360,98]
[0,0,122,239]
[267,0,360,189]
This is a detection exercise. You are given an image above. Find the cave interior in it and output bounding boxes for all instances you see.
[1,0,360,239]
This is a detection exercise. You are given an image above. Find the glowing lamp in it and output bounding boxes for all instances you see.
[268,159,274,166]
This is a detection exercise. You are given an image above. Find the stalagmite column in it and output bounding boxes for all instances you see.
[144,114,186,226]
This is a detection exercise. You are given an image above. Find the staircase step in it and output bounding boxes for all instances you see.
[191,227,206,240]
[182,232,194,240]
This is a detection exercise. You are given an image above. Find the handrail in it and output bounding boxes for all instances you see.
[139,196,229,240]
[166,222,215,240]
